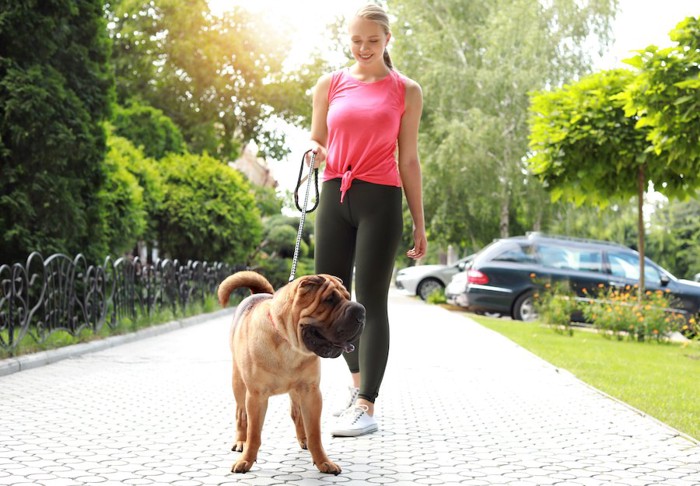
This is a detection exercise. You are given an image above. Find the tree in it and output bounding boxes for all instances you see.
[528,18,700,294]
[388,0,617,255]
[105,0,307,161]
[0,0,113,264]
[112,101,186,159]
[622,17,700,180]
[156,152,262,264]
[529,69,659,291]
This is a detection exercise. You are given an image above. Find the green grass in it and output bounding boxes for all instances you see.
[466,313,700,441]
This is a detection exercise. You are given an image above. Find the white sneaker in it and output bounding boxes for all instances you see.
[332,386,360,417]
[331,404,378,437]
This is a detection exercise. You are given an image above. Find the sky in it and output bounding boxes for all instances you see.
[208,0,699,194]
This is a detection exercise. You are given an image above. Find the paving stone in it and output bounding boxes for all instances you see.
[0,291,699,485]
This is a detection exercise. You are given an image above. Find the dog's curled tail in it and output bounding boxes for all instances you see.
[217,271,275,307]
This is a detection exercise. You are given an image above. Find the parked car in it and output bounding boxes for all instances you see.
[395,255,474,300]
[454,233,700,322]
[445,270,469,307]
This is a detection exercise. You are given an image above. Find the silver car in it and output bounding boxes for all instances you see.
[395,256,473,300]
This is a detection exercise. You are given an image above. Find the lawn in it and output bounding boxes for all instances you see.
[465,313,700,441]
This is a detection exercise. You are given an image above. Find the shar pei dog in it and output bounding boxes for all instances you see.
[217,271,365,475]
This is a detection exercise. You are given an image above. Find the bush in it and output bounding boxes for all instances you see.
[112,101,186,160]
[157,152,263,265]
[534,281,577,335]
[427,288,447,305]
[581,285,686,342]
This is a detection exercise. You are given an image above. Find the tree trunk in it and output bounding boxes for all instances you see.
[637,165,646,303]
[499,196,509,238]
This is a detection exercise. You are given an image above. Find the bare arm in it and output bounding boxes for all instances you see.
[398,78,427,260]
[307,73,332,168]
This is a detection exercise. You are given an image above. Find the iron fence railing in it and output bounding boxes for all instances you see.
[0,252,240,353]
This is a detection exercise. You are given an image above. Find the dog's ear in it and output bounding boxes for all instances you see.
[299,275,327,289]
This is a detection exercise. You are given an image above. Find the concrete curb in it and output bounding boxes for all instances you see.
[0,307,234,377]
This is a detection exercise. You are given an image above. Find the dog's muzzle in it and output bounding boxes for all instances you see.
[302,302,366,358]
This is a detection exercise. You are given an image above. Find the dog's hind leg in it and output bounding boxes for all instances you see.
[289,394,308,450]
[231,363,247,452]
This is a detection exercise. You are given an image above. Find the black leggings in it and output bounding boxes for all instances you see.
[315,179,403,403]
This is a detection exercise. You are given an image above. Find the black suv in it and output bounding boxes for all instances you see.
[461,233,700,322]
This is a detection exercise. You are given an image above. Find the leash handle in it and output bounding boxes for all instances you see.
[294,150,319,213]
[289,150,318,282]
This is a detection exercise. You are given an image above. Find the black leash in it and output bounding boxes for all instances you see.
[289,149,319,282]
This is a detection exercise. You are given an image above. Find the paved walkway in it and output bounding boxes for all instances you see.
[1,290,699,486]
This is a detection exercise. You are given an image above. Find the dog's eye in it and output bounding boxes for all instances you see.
[325,293,338,305]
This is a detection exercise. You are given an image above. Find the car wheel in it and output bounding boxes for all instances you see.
[417,278,443,300]
[513,290,538,322]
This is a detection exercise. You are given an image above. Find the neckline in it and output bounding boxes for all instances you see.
[345,67,392,85]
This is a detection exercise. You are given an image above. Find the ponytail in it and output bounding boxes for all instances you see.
[383,49,393,70]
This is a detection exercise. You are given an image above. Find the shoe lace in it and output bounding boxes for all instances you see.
[342,404,369,424]
[346,387,359,406]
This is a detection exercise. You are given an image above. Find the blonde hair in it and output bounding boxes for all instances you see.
[355,4,393,70]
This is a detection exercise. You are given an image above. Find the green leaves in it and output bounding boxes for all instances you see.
[156,152,263,264]
[529,69,648,206]
[0,0,112,263]
[389,0,617,252]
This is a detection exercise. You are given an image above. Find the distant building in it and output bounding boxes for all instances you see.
[230,142,278,189]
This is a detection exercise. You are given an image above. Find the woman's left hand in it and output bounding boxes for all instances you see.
[406,227,427,260]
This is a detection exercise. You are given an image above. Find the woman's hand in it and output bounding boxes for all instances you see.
[406,226,427,260]
[305,144,326,168]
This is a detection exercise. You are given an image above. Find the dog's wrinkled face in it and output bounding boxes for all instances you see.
[294,275,365,358]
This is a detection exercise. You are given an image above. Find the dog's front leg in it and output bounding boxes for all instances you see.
[232,392,268,474]
[299,387,341,475]
[290,398,308,450]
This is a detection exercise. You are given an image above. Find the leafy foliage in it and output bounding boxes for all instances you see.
[156,152,263,264]
[103,130,165,246]
[250,214,315,288]
[389,0,617,255]
[529,69,656,206]
[528,19,700,292]
[99,134,149,255]
[105,0,313,161]
[112,101,186,159]
[581,286,687,342]
[621,16,700,186]
[0,0,113,264]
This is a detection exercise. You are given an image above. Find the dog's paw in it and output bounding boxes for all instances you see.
[231,441,245,452]
[231,459,254,473]
[316,461,341,475]
[297,438,308,450]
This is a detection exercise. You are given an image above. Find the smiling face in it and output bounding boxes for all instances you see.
[348,16,391,67]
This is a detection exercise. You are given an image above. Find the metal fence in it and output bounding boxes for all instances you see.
[0,252,240,353]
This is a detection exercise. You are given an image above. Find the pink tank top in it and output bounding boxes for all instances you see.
[325,68,406,202]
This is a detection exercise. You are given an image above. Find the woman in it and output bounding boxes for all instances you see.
[308,3,427,437]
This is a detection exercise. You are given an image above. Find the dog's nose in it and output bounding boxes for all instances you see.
[351,304,366,323]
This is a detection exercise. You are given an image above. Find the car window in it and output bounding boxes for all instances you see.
[535,243,603,273]
[491,242,534,263]
[607,251,661,285]
[536,244,572,269]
